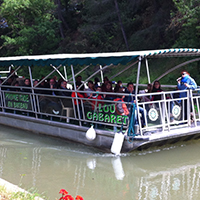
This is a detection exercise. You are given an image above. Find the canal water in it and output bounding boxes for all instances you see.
[0,124,200,200]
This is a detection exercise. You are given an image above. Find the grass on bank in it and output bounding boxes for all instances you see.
[0,185,45,200]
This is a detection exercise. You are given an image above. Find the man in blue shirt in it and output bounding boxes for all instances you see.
[177,71,197,121]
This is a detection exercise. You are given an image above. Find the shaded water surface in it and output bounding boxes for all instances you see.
[0,125,200,199]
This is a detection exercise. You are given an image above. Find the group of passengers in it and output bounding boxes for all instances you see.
[72,76,147,127]
[1,69,197,125]
[141,71,197,122]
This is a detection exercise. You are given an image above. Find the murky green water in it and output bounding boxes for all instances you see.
[0,124,200,200]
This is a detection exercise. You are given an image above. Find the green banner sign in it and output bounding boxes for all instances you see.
[5,92,31,110]
[86,103,128,125]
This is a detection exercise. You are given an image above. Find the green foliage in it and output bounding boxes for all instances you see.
[0,0,180,55]
[78,0,120,52]
[172,0,200,48]
[0,0,60,55]
[0,185,45,200]
[71,0,176,52]
[0,0,199,59]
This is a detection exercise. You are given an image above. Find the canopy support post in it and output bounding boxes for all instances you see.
[71,65,81,126]
[51,65,66,81]
[145,58,151,84]
[28,66,38,119]
[135,56,142,95]
[64,66,67,80]
[135,57,142,134]
[100,65,104,83]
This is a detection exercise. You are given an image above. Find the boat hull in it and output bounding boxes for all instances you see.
[0,112,200,153]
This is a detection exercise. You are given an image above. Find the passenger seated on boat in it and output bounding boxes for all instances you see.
[177,71,197,120]
[114,80,123,93]
[102,81,115,100]
[22,78,31,93]
[85,80,95,97]
[49,78,57,96]
[114,87,129,116]
[101,76,109,92]
[7,69,18,82]
[33,79,41,94]
[56,80,71,97]
[71,81,87,118]
[33,79,39,87]
[123,82,146,127]
[94,77,100,89]
[151,81,163,102]
[1,77,13,91]
[88,86,104,110]
[76,75,82,82]
[10,81,21,92]
[150,80,164,110]
[37,78,50,94]
[37,78,57,95]
[151,80,174,122]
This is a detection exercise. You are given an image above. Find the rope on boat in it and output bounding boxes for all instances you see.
[127,102,137,141]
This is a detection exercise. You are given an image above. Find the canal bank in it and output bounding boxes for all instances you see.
[0,178,44,200]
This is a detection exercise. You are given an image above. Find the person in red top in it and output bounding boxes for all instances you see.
[71,81,87,104]
[88,86,104,110]
[114,87,129,116]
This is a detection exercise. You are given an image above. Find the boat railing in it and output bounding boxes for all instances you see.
[0,86,130,130]
[0,85,199,136]
[136,89,200,135]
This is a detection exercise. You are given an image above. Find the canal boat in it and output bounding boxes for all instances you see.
[0,48,200,154]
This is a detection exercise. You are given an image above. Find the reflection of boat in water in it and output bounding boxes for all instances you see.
[126,146,200,200]
[1,49,200,153]
[0,126,200,199]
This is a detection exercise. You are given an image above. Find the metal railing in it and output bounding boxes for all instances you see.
[0,85,199,136]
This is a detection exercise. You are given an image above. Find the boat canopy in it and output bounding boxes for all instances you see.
[0,48,200,67]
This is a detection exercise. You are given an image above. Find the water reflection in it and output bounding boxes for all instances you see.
[86,158,96,170]
[0,125,200,199]
[111,157,125,180]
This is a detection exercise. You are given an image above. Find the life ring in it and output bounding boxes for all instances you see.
[172,105,181,118]
[148,108,159,121]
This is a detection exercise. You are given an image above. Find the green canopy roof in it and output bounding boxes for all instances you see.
[0,48,200,67]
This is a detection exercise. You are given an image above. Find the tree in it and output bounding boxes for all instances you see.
[72,0,175,53]
[77,0,130,52]
[114,0,129,51]
[171,0,200,48]
[0,0,60,56]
